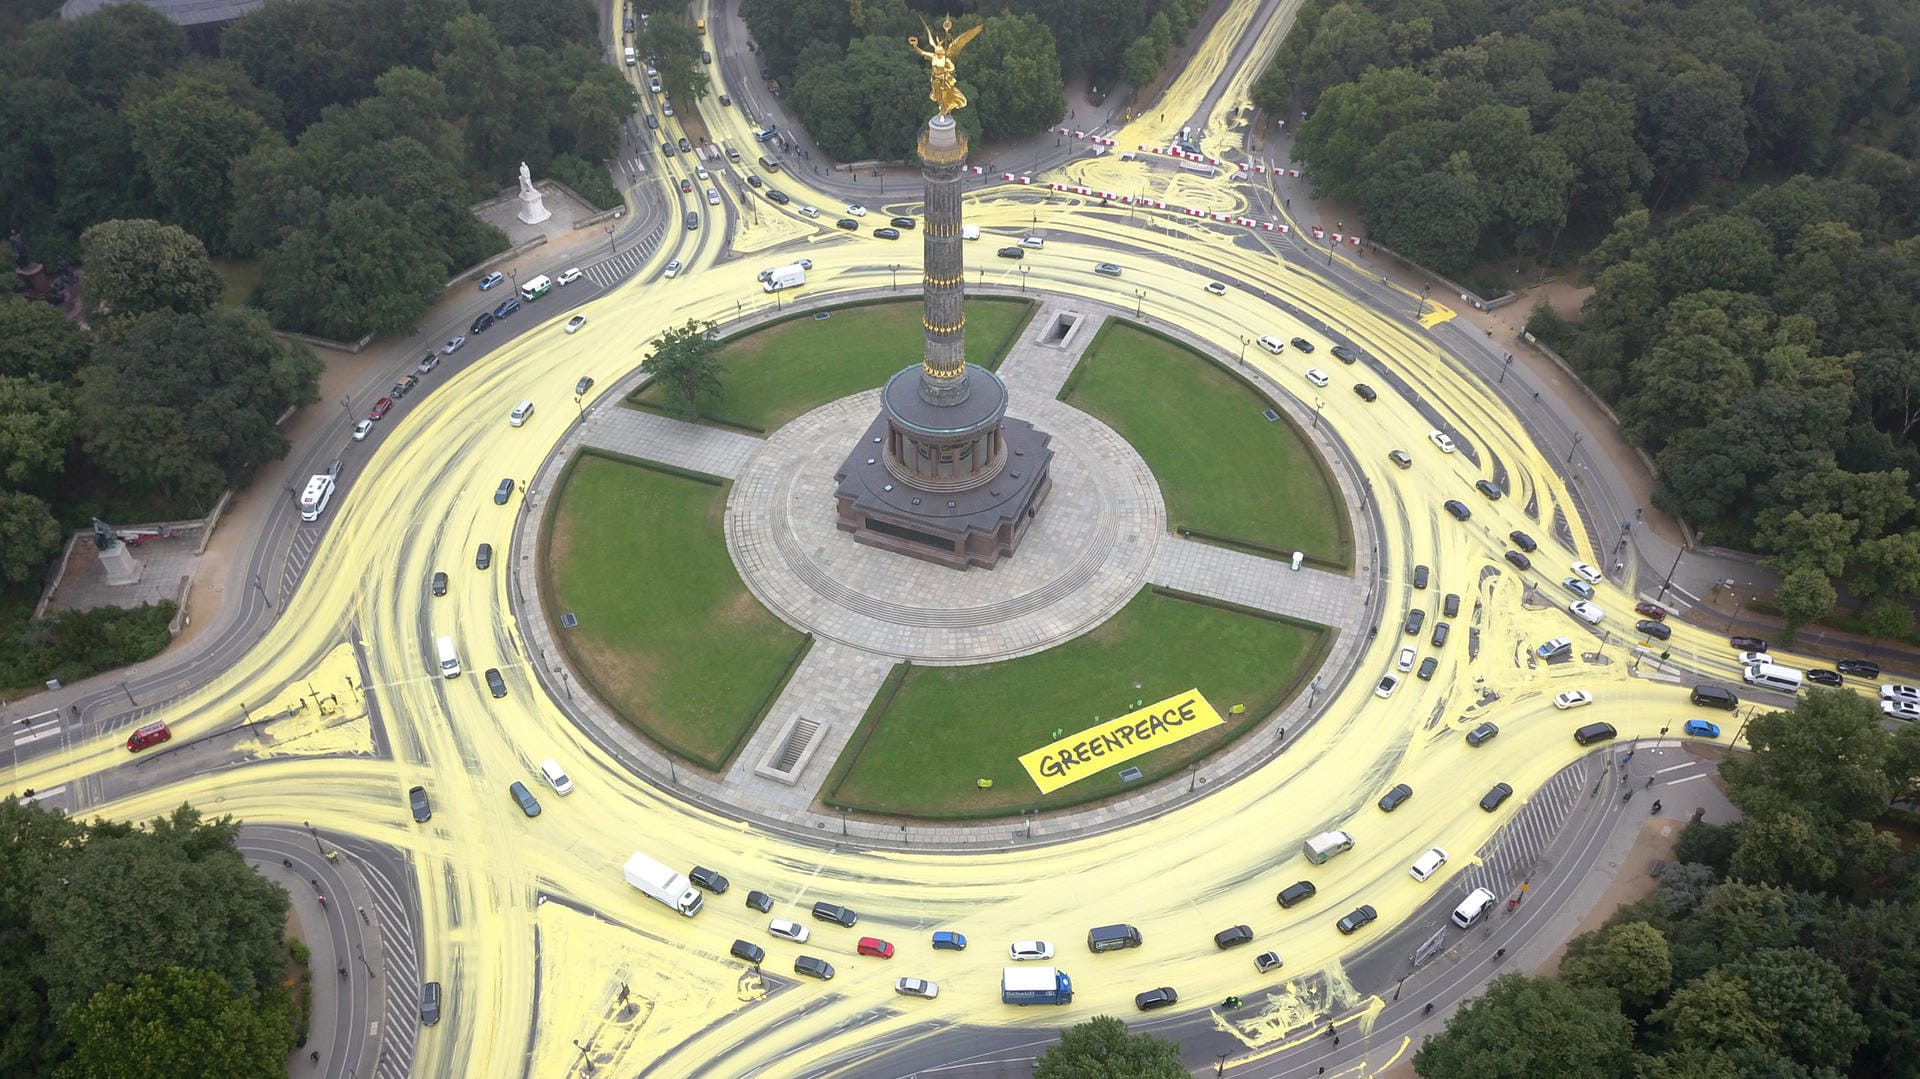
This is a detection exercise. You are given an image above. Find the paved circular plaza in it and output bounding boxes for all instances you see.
[724,388,1166,663]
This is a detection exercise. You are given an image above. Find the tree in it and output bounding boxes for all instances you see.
[1548,90,1650,230]
[1411,974,1634,1078]
[0,377,75,488]
[1644,64,1749,207]
[57,966,294,1079]
[641,319,725,421]
[1721,690,1901,826]
[963,14,1066,142]
[1648,216,1776,297]
[1647,967,1775,1057]
[1362,167,1486,275]
[1771,564,1837,640]
[76,220,225,323]
[75,307,321,503]
[1032,1016,1185,1079]
[1560,921,1673,1010]
[0,492,63,586]
[1719,948,1869,1067]
[21,3,188,108]
[0,297,91,383]
[123,76,275,252]
[31,806,290,1013]
[1292,67,1438,203]
[254,197,450,340]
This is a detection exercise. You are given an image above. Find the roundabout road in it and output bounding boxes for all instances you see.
[2,3,1827,1078]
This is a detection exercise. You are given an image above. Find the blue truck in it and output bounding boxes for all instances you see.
[1002,966,1072,1005]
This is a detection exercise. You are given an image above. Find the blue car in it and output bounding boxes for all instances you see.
[493,297,520,319]
[1684,719,1721,738]
[931,931,967,951]
[479,271,504,290]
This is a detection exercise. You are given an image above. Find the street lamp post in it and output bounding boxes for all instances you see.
[606,222,616,255]
[253,573,271,609]
[118,681,136,706]
[1133,289,1145,317]
[1238,336,1249,364]
[1188,764,1198,792]
[574,393,583,417]
[1019,264,1029,292]
[1415,283,1430,317]
[1313,398,1324,429]
[890,264,899,290]
[1500,354,1512,384]
[1655,544,1688,604]
[1565,432,1583,467]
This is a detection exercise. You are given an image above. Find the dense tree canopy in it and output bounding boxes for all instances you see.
[1032,1015,1186,1078]
[0,801,297,1079]
[641,318,726,421]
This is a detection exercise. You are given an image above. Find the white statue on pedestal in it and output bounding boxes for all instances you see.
[516,160,551,225]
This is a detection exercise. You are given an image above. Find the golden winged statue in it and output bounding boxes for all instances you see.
[908,15,984,117]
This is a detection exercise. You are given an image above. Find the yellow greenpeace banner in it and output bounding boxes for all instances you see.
[1019,689,1224,794]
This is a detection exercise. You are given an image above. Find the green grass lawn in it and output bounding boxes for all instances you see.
[543,454,807,769]
[633,298,1031,430]
[827,590,1326,818]
[1064,323,1350,566]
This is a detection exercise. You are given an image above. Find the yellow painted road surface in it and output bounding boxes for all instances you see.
[21,6,1832,1077]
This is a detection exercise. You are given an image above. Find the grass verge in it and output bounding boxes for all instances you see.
[824,588,1327,818]
[1062,320,1351,567]
[629,298,1031,431]
[541,452,807,770]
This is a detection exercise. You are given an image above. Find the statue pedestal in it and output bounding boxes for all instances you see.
[98,540,143,586]
[517,187,551,225]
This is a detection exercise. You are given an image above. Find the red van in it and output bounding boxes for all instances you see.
[126,721,171,752]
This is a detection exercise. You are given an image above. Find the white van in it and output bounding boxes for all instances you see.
[1450,887,1497,928]
[624,47,636,66]
[539,758,574,795]
[299,474,335,522]
[435,636,461,678]
[1257,335,1285,354]
[509,400,535,427]
[1409,847,1449,883]
[1302,830,1354,865]
[961,224,980,240]
[1743,661,1802,693]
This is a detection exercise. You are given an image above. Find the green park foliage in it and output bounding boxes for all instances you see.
[0,801,300,1079]
[1414,691,1920,1078]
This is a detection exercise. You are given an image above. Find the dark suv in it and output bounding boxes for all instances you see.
[1336,905,1378,934]
[689,866,730,894]
[1277,880,1317,908]
[1837,659,1880,678]
[811,901,858,927]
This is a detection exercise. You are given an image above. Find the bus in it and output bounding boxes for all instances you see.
[519,274,551,301]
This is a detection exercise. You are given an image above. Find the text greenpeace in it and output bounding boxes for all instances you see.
[1018,690,1225,794]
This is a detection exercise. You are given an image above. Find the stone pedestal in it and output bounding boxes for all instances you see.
[98,540,143,586]
[517,187,551,225]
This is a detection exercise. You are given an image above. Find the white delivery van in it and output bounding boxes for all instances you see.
[1743,661,1802,693]
[510,400,535,427]
[624,47,636,66]
[1302,830,1354,864]
[961,225,980,240]
[540,758,574,795]
[299,475,335,522]
[762,263,806,292]
[436,636,461,678]
[1451,887,1497,928]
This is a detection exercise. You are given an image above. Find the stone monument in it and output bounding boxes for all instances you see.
[832,17,1053,569]
[92,518,143,586]
[516,161,551,225]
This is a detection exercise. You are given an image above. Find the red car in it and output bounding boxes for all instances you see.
[1635,602,1667,620]
[680,178,693,193]
[856,937,894,959]
[370,397,394,420]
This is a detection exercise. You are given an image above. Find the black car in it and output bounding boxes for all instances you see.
[1509,530,1538,552]
[1636,619,1672,640]
[1466,722,1499,747]
[1805,668,1843,687]
[1444,499,1471,520]
[1418,656,1439,680]
[719,94,731,106]
[835,218,859,230]
[811,901,858,927]
[1504,550,1532,570]
[730,939,765,965]
[408,785,431,823]
[874,227,901,239]
[1277,880,1317,907]
[1442,593,1461,617]
[1289,337,1315,352]
[678,137,692,152]
[1213,925,1254,949]
[685,211,699,230]
[1354,384,1377,401]
[1480,782,1514,811]
[1378,783,1413,812]
[997,246,1025,259]
[494,477,514,505]
[1404,609,1426,635]
[793,955,835,981]
[485,668,506,698]
[1336,905,1377,934]
[475,542,492,569]
[889,216,916,229]
[1837,659,1881,678]
[431,571,447,596]
[1135,986,1179,1010]
[470,311,495,334]
[1431,621,1450,647]
[661,141,675,156]
[1730,636,1769,651]
[766,189,790,204]
[1475,479,1502,500]
[420,981,442,1025]
[1412,565,1429,589]
[1330,344,1358,364]
[745,890,775,913]
[574,376,595,396]
[745,174,762,187]
[492,297,519,319]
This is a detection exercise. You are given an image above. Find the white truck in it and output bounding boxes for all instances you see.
[762,263,806,292]
[623,852,703,917]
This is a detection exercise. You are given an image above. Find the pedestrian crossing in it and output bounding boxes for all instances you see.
[583,224,667,289]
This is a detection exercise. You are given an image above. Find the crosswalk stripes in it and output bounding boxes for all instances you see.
[583,224,667,288]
